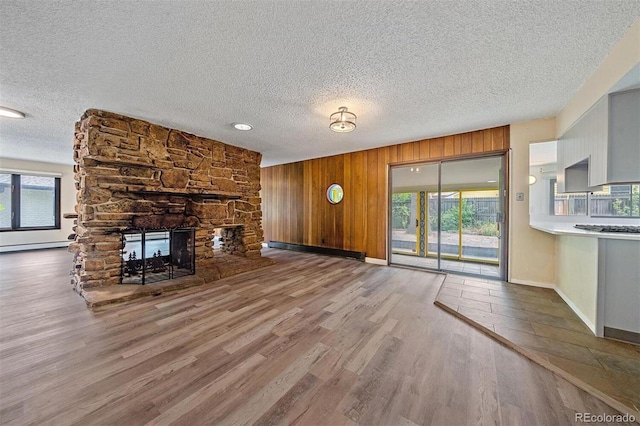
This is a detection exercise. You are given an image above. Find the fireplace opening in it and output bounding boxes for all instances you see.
[213,226,245,256]
[121,228,195,285]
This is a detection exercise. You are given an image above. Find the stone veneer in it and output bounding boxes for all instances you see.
[69,109,265,291]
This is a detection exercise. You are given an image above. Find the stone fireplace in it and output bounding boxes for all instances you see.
[69,109,272,303]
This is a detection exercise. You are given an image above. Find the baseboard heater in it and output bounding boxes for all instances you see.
[267,241,365,261]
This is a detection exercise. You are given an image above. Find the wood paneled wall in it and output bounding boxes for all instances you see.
[260,126,509,260]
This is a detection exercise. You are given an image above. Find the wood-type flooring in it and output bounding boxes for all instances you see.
[434,274,640,420]
[0,248,634,425]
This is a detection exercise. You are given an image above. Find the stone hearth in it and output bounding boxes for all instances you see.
[69,109,274,305]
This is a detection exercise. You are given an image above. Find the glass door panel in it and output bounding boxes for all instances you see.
[440,157,503,278]
[437,191,461,259]
[390,192,418,255]
[426,192,439,257]
[460,190,500,264]
[390,163,439,269]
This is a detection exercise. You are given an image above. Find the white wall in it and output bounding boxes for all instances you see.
[508,118,557,287]
[557,18,640,137]
[0,158,75,252]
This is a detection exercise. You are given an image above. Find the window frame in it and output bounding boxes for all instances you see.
[0,173,61,231]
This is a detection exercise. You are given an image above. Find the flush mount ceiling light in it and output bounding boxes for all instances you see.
[329,106,356,133]
[529,175,537,185]
[233,123,252,131]
[0,106,25,119]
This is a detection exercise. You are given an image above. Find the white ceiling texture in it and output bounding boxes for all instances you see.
[1,1,639,167]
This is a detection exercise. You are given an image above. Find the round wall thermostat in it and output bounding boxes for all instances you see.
[326,184,344,204]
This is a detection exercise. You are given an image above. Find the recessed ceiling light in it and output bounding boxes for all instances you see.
[487,180,497,183]
[233,123,252,131]
[0,106,25,119]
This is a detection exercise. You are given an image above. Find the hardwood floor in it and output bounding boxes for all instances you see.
[0,248,633,425]
[434,274,640,420]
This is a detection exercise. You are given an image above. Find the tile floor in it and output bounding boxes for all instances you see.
[434,274,640,419]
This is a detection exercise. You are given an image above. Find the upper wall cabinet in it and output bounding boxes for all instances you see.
[608,89,640,184]
[557,88,640,193]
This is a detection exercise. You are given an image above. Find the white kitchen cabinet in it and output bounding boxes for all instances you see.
[607,89,640,184]
[557,88,639,192]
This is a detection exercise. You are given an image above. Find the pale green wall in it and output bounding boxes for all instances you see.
[556,235,599,332]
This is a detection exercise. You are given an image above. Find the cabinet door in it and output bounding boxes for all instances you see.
[557,95,609,191]
[556,136,567,193]
[608,89,640,184]
[586,96,609,187]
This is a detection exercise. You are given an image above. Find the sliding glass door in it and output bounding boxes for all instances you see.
[390,155,506,279]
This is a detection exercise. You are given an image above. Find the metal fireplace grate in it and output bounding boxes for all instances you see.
[120,228,195,285]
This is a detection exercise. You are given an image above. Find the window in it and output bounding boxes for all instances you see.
[549,179,587,216]
[0,173,61,231]
[590,184,640,218]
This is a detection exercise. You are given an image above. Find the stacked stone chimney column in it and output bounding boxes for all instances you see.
[70,109,265,290]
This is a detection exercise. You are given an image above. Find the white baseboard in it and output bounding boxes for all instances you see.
[365,257,387,266]
[554,286,597,335]
[0,241,70,253]
[509,278,556,289]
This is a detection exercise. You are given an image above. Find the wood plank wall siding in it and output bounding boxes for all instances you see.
[260,125,510,260]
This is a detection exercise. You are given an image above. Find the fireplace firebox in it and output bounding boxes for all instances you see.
[121,228,195,285]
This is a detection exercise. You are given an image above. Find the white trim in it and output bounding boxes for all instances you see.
[365,257,387,266]
[555,286,597,335]
[509,278,556,289]
[0,168,63,177]
[0,241,70,253]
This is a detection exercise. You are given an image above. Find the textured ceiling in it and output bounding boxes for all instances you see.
[1,1,639,167]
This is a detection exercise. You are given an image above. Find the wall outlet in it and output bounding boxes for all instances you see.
[516,192,525,201]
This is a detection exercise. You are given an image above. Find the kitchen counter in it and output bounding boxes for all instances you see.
[530,221,640,240]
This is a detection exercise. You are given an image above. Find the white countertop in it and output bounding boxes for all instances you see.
[530,222,640,240]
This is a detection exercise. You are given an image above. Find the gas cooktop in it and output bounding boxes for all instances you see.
[574,224,640,233]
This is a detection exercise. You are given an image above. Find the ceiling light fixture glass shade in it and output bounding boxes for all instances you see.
[0,106,25,118]
[529,175,537,185]
[233,123,252,131]
[329,106,356,133]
